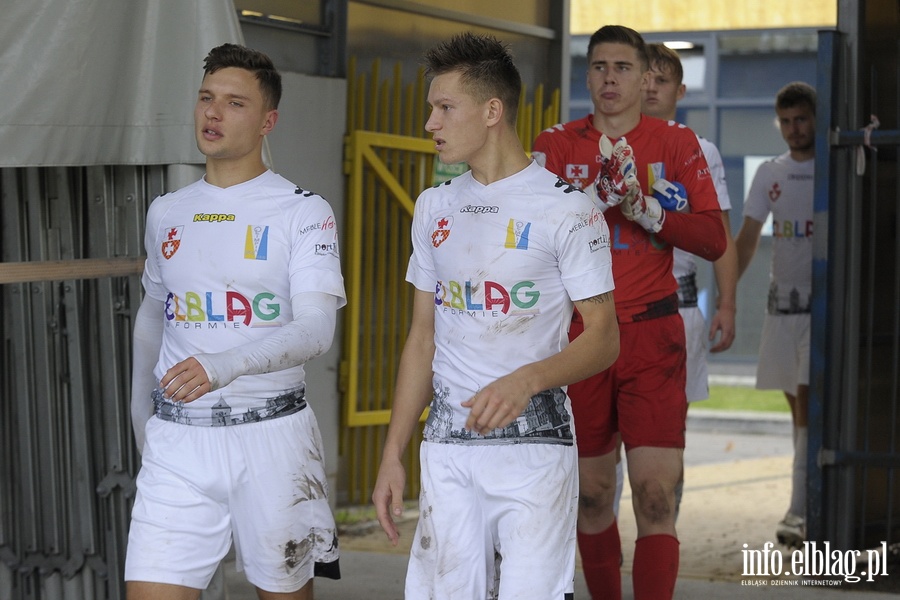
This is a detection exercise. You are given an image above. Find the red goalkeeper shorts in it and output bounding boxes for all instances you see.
[567,312,687,456]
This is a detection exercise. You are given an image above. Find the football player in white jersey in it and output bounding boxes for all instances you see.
[735,81,817,549]
[372,33,619,599]
[126,44,346,600]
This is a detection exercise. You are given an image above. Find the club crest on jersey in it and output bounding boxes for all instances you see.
[566,163,589,180]
[769,183,782,202]
[504,219,531,250]
[244,225,269,260]
[161,226,184,260]
[432,216,453,248]
[647,162,666,190]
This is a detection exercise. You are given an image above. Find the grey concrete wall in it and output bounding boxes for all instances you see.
[265,72,348,506]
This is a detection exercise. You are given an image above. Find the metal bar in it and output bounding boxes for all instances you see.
[49,167,78,567]
[61,278,93,578]
[830,129,900,146]
[0,257,144,285]
[856,73,879,551]
[808,27,837,545]
[834,32,865,551]
[351,0,557,40]
[237,13,331,36]
[22,168,47,558]
[820,449,900,469]
[887,51,900,550]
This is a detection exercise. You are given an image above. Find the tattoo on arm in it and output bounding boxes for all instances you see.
[581,292,613,305]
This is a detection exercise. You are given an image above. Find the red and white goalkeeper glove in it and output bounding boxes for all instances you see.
[591,135,640,211]
[621,178,686,232]
[621,192,666,232]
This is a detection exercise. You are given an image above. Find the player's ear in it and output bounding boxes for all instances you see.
[261,109,278,135]
[485,98,503,127]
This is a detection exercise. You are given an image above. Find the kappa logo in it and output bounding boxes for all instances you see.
[769,183,782,202]
[162,226,184,260]
[432,216,453,248]
[193,213,235,222]
[459,205,499,214]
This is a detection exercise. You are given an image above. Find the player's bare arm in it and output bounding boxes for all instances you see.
[373,289,436,545]
[580,291,615,305]
[463,291,618,435]
[709,211,738,352]
[734,216,765,278]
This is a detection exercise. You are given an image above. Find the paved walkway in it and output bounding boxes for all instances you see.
[218,405,898,598]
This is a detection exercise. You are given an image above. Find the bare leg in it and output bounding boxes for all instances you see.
[577,450,618,534]
[625,447,682,538]
[127,582,201,600]
[256,579,313,600]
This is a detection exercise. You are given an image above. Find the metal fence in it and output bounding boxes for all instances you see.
[1,166,161,600]
[810,29,900,558]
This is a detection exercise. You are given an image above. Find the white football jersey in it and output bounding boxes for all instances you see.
[743,152,814,313]
[142,170,346,424]
[406,161,615,445]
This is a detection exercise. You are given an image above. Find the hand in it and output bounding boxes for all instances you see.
[709,305,736,353]
[160,357,211,403]
[372,458,407,546]
[594,135,640,209]
[461,376,532,435]
[652,178,688,212]
[621,193,666,233]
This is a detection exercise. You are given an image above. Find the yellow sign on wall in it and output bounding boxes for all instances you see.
[570,0,837,34]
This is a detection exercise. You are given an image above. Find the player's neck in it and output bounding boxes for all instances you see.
[204,157,268,189]
[592,111,641,140]
[789,148,815,162]
[467,132,531,186]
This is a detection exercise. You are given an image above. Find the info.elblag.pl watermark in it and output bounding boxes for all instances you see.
[741,541,891,586]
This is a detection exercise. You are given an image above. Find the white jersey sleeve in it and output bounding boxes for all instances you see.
[672,136,732,281]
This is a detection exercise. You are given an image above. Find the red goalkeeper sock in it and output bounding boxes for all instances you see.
[578,522,622,600]
[632,534,679,599]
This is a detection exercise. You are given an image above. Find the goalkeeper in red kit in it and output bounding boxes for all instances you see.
[533,25,726,600]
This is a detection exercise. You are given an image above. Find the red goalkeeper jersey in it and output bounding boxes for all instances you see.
[533,114,722,322]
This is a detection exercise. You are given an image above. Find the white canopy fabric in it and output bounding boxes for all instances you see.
[0,0,243,167]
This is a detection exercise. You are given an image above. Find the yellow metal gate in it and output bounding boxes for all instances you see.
[340,57,559,504]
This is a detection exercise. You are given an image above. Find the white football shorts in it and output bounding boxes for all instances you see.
[680,306,710,402]
[124,408,339,593]
[405,441,578,599]
[756,313,811,394]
